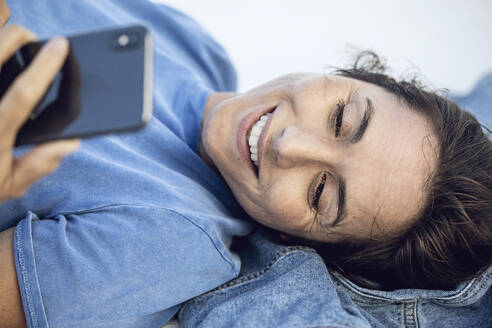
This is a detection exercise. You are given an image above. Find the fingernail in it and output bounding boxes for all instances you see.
[45,37,68,52]
[61,139,81,153]
[50,139,80,157]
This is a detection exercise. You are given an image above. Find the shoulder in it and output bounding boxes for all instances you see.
[8,0,237,92]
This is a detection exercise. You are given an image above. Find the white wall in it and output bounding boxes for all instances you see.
[160,0,492,95]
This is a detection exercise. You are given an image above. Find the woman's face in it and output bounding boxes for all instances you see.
[200,74,437,242]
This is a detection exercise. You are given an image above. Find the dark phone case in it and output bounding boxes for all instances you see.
[3,25,153,147]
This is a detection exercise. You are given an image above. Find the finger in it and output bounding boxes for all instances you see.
[0,1,10,27]
[0,24,35,65]
[0,37,69,137]
[10,139,80,195]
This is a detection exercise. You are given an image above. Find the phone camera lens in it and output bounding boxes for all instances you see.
[112,31,140,49]
[118,34,130,47]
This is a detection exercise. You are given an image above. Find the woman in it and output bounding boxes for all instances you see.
[0,1,490,327]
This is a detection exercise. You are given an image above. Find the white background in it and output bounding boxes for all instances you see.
[160,0,492,95]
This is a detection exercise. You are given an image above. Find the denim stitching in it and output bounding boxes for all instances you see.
[353,299,402,307]
[163,207,240,274]
[181,246,316,310]
[307,325,358,328]
[309,326,352,328]
[401,300,419,328]
[24,204,246,327]
[331,276,397,304]
[433,273,491,305]
[432,270,491,305]
[209,246,315,291]
[403,302,408,328]
[403,301,414,328]
[413,300,419,328]
[45,203,165,217]
[15,223,38,328]
[331,268,491,306]
[44,203,240,276]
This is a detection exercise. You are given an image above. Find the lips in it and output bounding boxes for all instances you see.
[237,105,277,177]
[256,112,274,170]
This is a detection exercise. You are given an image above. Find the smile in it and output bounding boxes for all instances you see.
[245,106,275,173]
[247,115,268,166]
[237,105,276,177]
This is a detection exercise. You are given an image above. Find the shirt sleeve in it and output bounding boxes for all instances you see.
[14,206,240,328]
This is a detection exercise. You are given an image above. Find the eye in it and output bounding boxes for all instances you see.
[310,173,327,211]
[334,100,346,137]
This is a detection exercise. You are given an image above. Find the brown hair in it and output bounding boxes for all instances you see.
[292,52,492,290]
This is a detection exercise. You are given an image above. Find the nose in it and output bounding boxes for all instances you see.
[273,124,339,169]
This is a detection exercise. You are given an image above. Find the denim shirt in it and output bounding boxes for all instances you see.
[331,267,491,328]
[179,228,492,328]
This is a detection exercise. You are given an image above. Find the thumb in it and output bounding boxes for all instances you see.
[12,139,80,194]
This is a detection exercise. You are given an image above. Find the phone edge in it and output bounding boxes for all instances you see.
[14,25,154,147]
[142,25,153,126]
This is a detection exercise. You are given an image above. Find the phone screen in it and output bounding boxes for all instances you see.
[0,25,152,146]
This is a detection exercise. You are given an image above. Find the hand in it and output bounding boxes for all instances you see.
[0,24,80,202]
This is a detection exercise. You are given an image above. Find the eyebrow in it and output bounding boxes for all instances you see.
[330,97,374,227]
[350,97,374,144]
[330,177,346,227]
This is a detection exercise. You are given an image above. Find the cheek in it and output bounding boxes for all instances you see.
[253,182,311,232]
[203,108,232,158]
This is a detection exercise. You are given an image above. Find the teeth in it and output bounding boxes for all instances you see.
[247,114,269,166]
[248,135,259,146]
[250,125,262,137]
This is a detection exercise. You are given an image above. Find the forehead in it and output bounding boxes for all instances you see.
[324,76,437,237]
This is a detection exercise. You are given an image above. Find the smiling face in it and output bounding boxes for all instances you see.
[200,74,437,242]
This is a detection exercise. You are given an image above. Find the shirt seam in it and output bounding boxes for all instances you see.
[43,203,239,275]
[331,269,491,305]
[180,246,316,311]
[432,273,491,305]
[15,223,39,328]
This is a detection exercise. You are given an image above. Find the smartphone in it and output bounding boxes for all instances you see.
[0,25,153,147]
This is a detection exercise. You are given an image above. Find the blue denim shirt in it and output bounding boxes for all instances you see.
[179,228,492,328]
